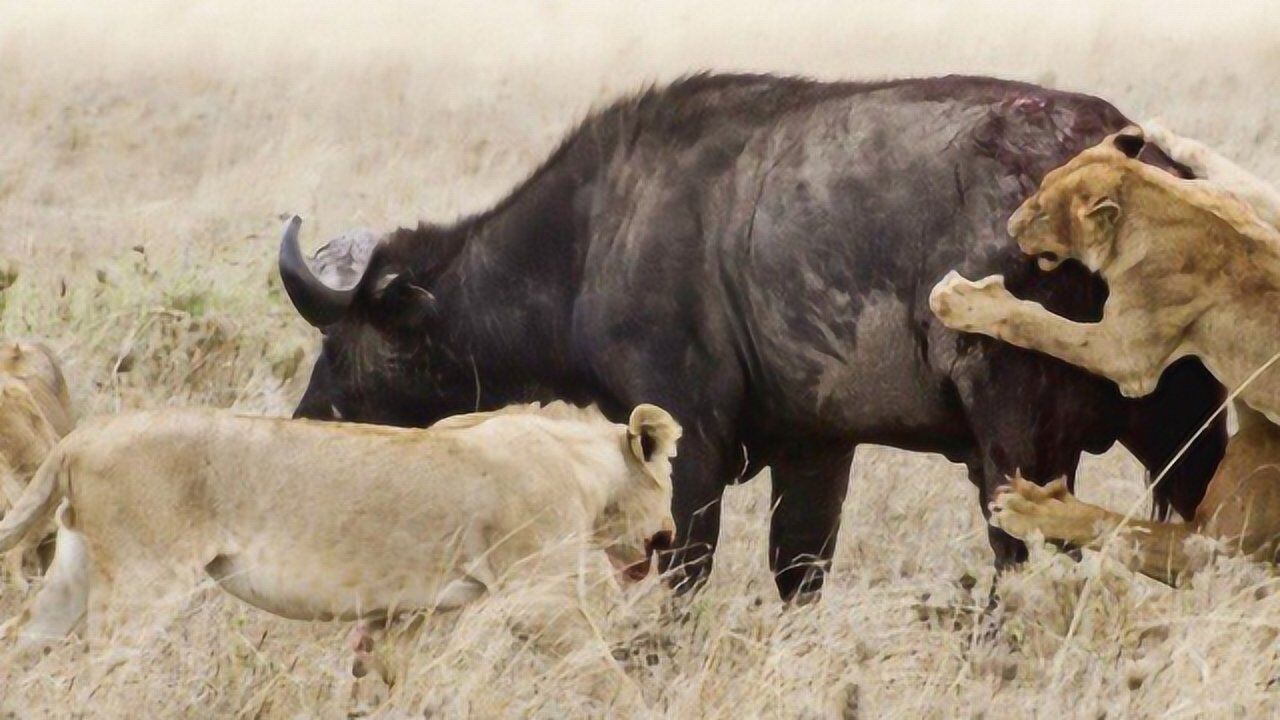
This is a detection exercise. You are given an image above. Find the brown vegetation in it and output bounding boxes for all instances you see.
[1,2,1277,716]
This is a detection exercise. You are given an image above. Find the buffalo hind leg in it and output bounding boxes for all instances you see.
[768,442,855,603]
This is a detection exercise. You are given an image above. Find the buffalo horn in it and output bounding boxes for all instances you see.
[278,215,359,327]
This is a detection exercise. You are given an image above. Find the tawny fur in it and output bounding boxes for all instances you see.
[0,402,678,699]
[929,125,1280,584]
[0,340,75,586]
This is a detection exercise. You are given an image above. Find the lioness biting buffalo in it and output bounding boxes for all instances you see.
[0,402,677,698]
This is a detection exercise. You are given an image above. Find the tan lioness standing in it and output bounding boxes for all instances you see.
[929,126,1280,583]
[0,340,75,585]
[0,402,679,683]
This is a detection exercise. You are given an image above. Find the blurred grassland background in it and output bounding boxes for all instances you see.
[0,1,1278,717]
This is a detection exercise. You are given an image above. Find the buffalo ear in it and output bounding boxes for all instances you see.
[1113,131,1145,159]
[371,272,440,327]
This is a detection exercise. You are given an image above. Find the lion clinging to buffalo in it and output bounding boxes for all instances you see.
[932,124,1280,583]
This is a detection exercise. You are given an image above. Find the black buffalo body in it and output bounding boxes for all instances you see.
[281,74,1226,600]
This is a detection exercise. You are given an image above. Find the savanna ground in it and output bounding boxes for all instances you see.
[1,2,1279,717]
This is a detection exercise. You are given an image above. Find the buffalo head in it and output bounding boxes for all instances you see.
[280,217,472,426]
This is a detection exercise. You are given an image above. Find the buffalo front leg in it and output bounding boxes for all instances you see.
[588,333,745,593]
[768,441,855,603]
[953,362,1088,573]
[968,464,1027,570]
[663,434,737,594]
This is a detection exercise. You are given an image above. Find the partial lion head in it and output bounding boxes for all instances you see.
[0,341,74,436]
[599,404,680,583]
[1008,127,1146,273]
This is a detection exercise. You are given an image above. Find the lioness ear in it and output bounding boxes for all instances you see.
[372,272,439,326]
[626,404,682,489]
[1085,196,1121,226]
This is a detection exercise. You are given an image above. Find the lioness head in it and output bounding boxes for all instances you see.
[0,340,74,434]
[600,404,680,583]
[1008,127,1146,273]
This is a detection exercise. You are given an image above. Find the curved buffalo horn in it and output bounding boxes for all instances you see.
[278,215,359,327]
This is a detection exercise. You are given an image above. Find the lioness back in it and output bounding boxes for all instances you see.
[53,407,635,620]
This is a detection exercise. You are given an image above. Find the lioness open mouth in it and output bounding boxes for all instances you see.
[612,530,675,583]
[1035,252,1064,271]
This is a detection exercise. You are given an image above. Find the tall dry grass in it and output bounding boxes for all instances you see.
[1,1,1278,717]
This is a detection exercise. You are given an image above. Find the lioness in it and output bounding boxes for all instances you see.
[0,340,75,586]
[0,402,679,688]
[929,126,1280,583]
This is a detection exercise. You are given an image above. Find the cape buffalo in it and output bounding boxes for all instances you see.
[279,74,1227,601]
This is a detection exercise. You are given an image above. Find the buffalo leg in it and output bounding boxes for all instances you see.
[663,433,739,593]
[1118,356,1227,522]
[768,442,855,602]
[969,464,1028,570]
[595,347,745,593]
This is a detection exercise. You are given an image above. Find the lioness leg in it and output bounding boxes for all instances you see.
[991,406,1280,584]
[514,551,641,707]
[348,576,489,683]
[990,477,1202,585]
[930,272,1172,396]
[348,618,390,685]
[1,458,37,589]
[0,516,90,647]
[1192,404,1280,558]
[83,546,195,650]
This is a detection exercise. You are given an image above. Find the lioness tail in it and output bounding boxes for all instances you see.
[0,447,65,553]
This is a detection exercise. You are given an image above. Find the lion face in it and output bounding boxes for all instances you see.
[598,457,676,584]
[1009,129,1140,274]
[0,342,63,391]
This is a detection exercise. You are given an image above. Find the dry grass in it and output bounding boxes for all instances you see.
[1,1,1279,717]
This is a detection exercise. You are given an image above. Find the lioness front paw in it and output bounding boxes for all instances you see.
[929,271,1013,334]
[989,475,1100,546]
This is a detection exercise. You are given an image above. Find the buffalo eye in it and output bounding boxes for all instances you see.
[370,273,440,328]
